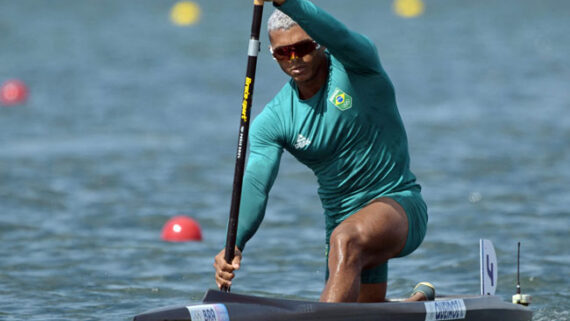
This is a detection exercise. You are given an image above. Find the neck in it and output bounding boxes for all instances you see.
[296,59,329,100]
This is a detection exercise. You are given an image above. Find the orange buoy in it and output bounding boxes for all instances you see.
[0,79,28,106]
[161,216,203,242]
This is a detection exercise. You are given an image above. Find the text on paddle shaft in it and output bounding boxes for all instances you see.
[242,77,252,122]
[237,126,245,160]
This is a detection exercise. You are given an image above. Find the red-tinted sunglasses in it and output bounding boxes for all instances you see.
[270,40,320,61]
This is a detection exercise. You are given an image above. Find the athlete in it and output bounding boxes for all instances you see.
[214,0,433,302]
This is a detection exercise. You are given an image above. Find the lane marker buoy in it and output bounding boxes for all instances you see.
[170,1,201,26]
[161,215,203,242]
[1,79,28,106]
[393,0,425,18]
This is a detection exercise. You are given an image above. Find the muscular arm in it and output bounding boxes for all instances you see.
[276,0,382,73]
[235,109,283,250]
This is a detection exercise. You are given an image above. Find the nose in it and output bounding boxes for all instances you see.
[289,52,299,61]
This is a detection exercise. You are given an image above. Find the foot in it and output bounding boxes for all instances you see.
[410,282,435,301]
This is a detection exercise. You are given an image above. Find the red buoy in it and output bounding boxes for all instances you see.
[0,79,28,106]
[161,216,203,242]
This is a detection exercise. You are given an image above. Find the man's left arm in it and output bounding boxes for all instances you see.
[275,0,382,74]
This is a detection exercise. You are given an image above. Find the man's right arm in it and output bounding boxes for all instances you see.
[214,106,283,289]
[235,109,284,250]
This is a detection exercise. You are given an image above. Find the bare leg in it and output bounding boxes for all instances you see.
[320,198,408,302]
[358,283,387,302]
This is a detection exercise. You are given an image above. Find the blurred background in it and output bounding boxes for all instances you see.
[0,0,568,320]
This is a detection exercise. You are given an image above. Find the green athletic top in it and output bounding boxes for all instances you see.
[236,0,420,250]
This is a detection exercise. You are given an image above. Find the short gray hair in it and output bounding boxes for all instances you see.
[267,9,298,32]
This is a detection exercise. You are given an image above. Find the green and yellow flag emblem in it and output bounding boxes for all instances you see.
[329,88,353,111]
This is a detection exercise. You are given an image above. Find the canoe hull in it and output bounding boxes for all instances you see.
[133,289,532,321]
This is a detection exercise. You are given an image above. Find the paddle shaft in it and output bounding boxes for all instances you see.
[222,0,265,292]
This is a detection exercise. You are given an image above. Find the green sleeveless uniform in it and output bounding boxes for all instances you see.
[236,0,428,283]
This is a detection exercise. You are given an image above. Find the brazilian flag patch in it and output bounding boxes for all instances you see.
[329,88,353,111]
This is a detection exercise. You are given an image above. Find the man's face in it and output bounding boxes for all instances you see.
[269,25,326,85]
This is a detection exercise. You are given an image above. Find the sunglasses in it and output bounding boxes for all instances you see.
[270,40,320,61]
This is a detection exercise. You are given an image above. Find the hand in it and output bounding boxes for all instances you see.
[213,247,242,290]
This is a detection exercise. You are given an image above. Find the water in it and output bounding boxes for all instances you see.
[1,0,568,320]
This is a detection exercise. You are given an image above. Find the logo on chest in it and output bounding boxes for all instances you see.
[329,87,353,111]
[294,134,311,150]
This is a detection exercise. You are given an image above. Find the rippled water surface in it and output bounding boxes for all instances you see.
[1,0,568,320]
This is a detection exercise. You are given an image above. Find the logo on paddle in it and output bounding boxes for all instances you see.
[329,88,352,111]
[241,77,253,122]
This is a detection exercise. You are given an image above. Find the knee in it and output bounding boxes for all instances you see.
[329,225,364,265]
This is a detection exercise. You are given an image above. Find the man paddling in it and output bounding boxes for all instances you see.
[214,0,433,302]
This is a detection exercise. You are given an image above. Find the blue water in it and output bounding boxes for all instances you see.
[1,0,568,320]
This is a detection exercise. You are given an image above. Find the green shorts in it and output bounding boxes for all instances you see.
[325,190,428,284]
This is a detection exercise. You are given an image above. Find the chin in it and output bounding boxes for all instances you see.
[291,72,314,84]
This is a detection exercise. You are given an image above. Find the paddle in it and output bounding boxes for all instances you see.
[221,0,265,293]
